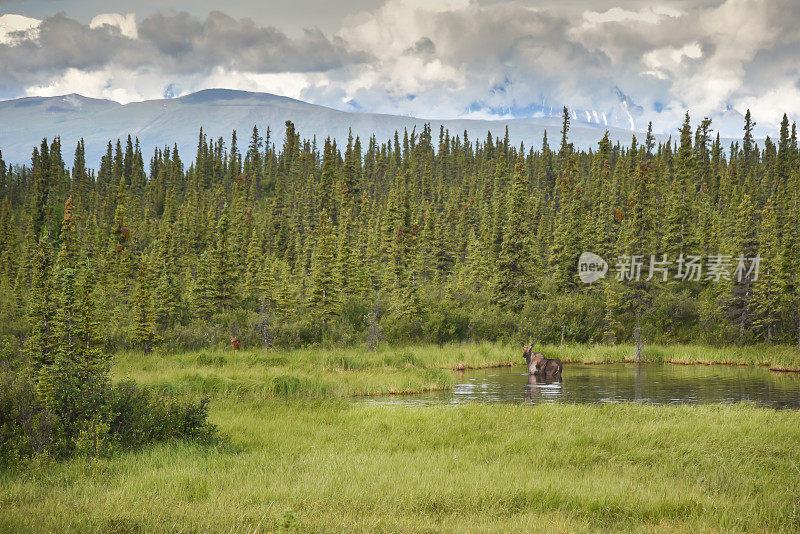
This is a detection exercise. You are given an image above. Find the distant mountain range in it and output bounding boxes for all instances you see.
[0,89,750,167]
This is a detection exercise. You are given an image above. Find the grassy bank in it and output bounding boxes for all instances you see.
[3,342,799,532]
[2,401,800,532]
[545,343,800,370]
[110,343,800,402]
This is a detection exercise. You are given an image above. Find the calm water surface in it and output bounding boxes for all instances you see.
[365,364,800,408]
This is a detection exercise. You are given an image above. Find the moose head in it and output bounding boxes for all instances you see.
[521,343,534,363]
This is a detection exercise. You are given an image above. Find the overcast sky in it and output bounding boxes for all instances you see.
[0,0,797,135]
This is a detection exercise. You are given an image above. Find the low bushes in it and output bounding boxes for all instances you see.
[0,369,217,468]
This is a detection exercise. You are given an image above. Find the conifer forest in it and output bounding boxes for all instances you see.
[1,109,798,355]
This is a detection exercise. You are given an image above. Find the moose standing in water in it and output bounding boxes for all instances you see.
[522,344,563,380]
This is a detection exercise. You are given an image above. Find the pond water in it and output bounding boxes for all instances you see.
[365,364,800,409]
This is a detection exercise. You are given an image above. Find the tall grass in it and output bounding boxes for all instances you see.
[540,343,800,369]
[3,342,800,531]
[2,401,799,532]
[112,342,800,402]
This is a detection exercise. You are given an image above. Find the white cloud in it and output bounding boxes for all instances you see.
[89,13,138,39]
[23,65,317,105]
[581,6,683,27]
[3,0,800,136]
[24,67,149,103]
[642,42,703,80]
[0,13,40,44]
[667,0,779,122]
[738,82,800,125]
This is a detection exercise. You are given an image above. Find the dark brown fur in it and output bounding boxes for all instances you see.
[522,344,562,379]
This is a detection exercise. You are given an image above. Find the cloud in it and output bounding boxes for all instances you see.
[0,10,369,100]
[580,6,683,27]
[0,13,40,44]
[137,11,368,74]
[90,13,137,39]
[2,0,800,136]
[330,0,800,133]
[23,65,315,105]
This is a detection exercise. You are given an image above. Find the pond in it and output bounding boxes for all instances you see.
[365,363,800,409]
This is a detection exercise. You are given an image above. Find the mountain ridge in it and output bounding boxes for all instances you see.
[0,88,746,166]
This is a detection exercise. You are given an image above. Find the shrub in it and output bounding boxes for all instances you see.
[424,303,470,345]
[521,293,605,344]
[110,380,218,449]
[382,314,423,344]
[0,372,218,468]
[467,306,517,342]
[0,371,56,466]
[645,290,701,343]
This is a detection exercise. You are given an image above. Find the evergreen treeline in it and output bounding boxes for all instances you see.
[0,108,798,353]
[0,197,216,466]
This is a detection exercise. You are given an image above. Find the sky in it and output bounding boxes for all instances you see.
[0,0,797,136]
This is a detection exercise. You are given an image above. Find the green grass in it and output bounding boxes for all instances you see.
[2,401,800,532]
[3,342,800,532]
[545,343,800,370]
[111,342,800,401]
[111,344,470,399]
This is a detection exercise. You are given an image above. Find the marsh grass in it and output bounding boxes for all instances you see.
[111,342,800,401]
[114,345,451,398]
[112,344,467,400]
[543,343,800,370]
[2,401,800,532]
[4,342,799,532]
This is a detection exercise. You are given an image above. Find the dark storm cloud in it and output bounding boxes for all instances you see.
[138,11,366,73]
[0,10,370,93]
[0,14,128,92]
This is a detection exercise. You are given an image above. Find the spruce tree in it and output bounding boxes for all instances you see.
[211,208,238,311]
[663,113,696,257]
[494,154,535,308]
[751,202,782,341]
[309,211,339,322]
[550,153,584,291]
[27,238,55,382]
[193,251,216,318]
[131,261,157,353]
[41,201,111,446]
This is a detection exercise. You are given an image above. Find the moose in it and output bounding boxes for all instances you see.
[522,344,562,380]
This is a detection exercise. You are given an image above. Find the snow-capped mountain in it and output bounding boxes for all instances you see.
[0,89,752,166]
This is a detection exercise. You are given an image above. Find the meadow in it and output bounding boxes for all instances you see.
[2,343,800,533]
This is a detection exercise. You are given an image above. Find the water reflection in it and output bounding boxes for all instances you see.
[364,364,800,409]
